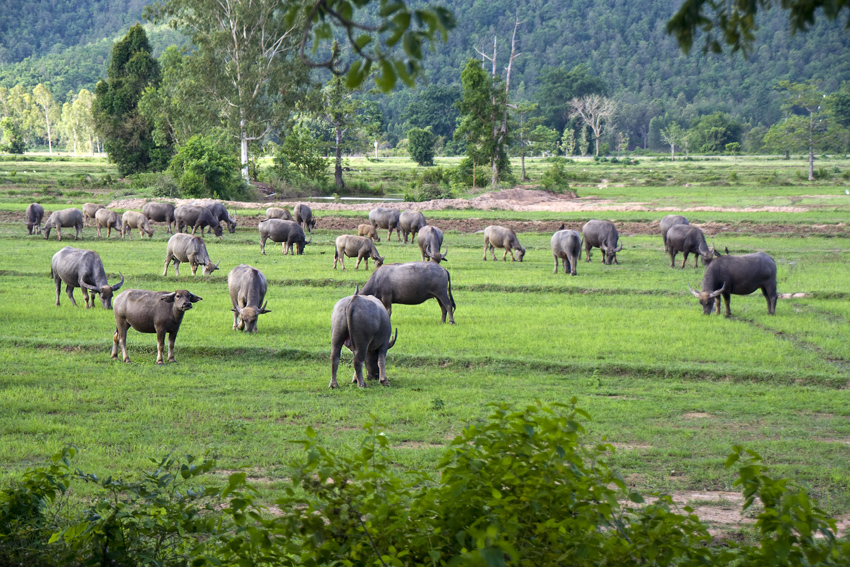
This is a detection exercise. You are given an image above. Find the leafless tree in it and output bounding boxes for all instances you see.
[569,95,617,157]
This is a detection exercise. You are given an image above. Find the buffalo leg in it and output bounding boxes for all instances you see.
[351,353,366,387]
[680,252,688,269]
[377,353,389,385]
[260,236,267,255]
[66,284,78,307]
[585,245,592,262]
[763,285,778,315]
[329,343,343,388]
[722,294,731,317]
[694,254,699,269]
[437,293,455,324]
[163,254,173,277]
[553,255,559,274]
[57,227,62,241]
[55,277,62,306]
[670,251,677,268]
[190,262,198,276]
[82,287,92,309]
[114,321,131,362]
[167,331,178,363]
[155,329,166,364]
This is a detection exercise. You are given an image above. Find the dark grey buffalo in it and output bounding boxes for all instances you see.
[174,205,223,238]
[51,246,124,309]
[25,203,44,234]
[330,288,397,388]
[667,225,718,269]
[551,227,582,275]
[660,214,689,253]
[142,202,176,234]
[227,264,270,333]
[163,233,220,276]
[399,210,427,243]
[95,208,122,238]
[369,207,402,241]
[43,208,84,241]
[358,223,380,242]
[334,235,384,270]
[417,226,448,263]
[122,211,155,239]
[582,220,622,265]
[82,203,105,226]
[483,225,525,262]
[111,288,202,364]
[266,207,293,221]
[359,261,456,323]
[688,252,778,317]
[294,204,316,233]
[204,201,237,234]
[258,219,311,255]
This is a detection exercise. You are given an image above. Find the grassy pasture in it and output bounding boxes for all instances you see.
[1,155,850,529]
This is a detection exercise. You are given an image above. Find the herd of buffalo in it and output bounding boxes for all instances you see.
[24,200,778,386]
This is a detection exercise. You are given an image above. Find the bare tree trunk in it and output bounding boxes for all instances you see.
[808,112,815,181]
[335,126,344,189]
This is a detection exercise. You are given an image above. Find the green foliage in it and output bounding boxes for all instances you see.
[688,112,743,153]
[539,159,573,194]
[0,117,26,154]
[401,85,461,140]
[534,65,607,132]
[407,127,436,165]
[168,133,244,199]
[529,124,560,156]
[130,171,181,198]
[274,123,329,184]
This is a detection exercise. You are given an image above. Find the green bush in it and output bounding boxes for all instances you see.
[540,159,572,194]
[168,133,246,200]
[131,172,180,197]
[0,118,27,154]
[274,124,329,184]
[408,127,436,166]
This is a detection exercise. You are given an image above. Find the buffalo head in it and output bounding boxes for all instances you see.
[81,273,124,309]
[689,283,725,315]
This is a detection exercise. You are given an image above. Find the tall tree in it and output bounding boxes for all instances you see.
[317,74,371,189]
[32,84,59,154]
[60,89,95,155]
[513,101,539,180]
[93,25,168,176]
[661,122,683,159]
[533,65,607,133]
[569,94,617,157]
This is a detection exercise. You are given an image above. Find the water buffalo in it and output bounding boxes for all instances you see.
[667,225,718,269]
[330,288,397,388]
[121,211,155,239]
[203,201,237,234]
[688,252,778,317]
[369,207,401,241]
[358,223,380,242]
[551,227,582,275]
[483,225,525,262]
[163,233,220,276]
[334,235,384,270]
[95,208,122,239]
[294,204,317,233]
[399,210,427,243]
[582,220,622,265]
[142,202,176,234]
[43,208,84,241]
[227,264,270,333]
[359,261,456,323]
[258,219,311,255]
[266,207,293,221]
[51,246,124,309]
[417,226,448,263]
[82,203,105,226]
[174,205,223,238]
[660,214,689,253]
[25,203,44,234]
[111,288,202,364]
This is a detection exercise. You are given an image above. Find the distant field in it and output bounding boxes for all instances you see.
[1,154,850,534]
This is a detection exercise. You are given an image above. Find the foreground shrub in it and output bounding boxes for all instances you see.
[168,133,246,200]
[539,159,573,194]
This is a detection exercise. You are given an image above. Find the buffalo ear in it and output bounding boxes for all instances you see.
[161,292,177,303]
[189,293,203,303]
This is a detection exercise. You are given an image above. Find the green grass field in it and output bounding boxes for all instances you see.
[1,154,850,533]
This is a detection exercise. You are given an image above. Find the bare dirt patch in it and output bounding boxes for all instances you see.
[682,412,714,419]
[608,442,653,451]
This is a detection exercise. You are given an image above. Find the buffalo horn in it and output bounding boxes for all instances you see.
[614,244,623,252]
[708,283,726,298]
[232,305,243,315]
[161,292,177,302]
[80,280,100,292]
[442,246,449,260]
[387,328,398,349]
[305,235,312,245]
[259,301,271,314]
[215,260,221,268]
[111,273,125,291]
[687,283,701,298]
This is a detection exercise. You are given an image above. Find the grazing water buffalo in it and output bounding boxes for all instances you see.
[359,261,456,323]
[121,211,155,239]
[95,208,122,238]
[369,207,401,241]
[660,214,689,253]
[227,264,270,333]
[357,223,380,242]
[667,225,718,269]
[330,288,397,388]
[258,219,311,255]
[174,205,223,238]
[82,203,105,226]
[51,246,124,309]
[111,289,202,364]
[204,202,237,234]
[582,220,622,265]
[688,252,777,317]
[266,207,293,221]
[399,210,427,243]
[294,204,317,233]
[163,233,220,276]
[417,226,447,263]
[334,235,384,270]
[25,203,44,234]
[43,208,84,241]
[142,202,176,234]
[551,227,582,275]
[483,225,525,262]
